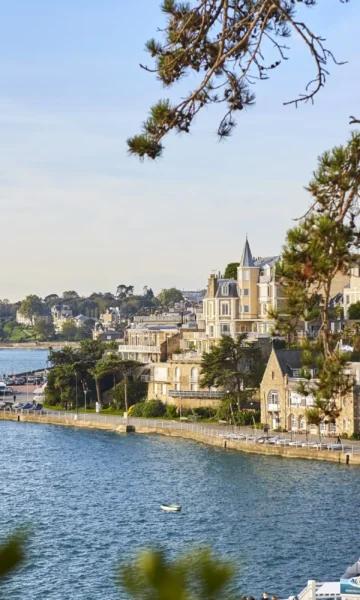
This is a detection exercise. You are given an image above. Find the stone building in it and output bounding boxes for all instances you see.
[343,265,360,318]
[202,238,283,339]
[260,347,360,436]
[147,351,224,410]
[118,325,181,363]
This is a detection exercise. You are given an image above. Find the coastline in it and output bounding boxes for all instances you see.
[1,411,359,466]
[0,341,79,350]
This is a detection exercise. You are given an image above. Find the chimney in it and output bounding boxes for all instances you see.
[207,274,217,298]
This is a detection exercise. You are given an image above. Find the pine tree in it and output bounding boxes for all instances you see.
[128,0,351,159]
[273,132,360,423]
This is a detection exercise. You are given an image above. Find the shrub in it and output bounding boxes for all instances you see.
[142,399,166,418]
[129,402,145,417]
[192,407,217,419]
[112,380,147,410]
[165,404,178,419]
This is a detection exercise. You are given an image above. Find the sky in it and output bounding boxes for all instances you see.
[0,0,359,301]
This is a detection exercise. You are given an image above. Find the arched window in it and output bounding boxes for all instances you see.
[190,368,198,382]
[267,390,279,408]
[289,414,298,431]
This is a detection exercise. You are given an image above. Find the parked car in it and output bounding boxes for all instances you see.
[327,443,343,451]
[21,403,35,410]
[276,438,292,446]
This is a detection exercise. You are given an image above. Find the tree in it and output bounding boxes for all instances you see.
[47,340,107,408]
[62,290,79,300]
[120,547,234,600]
[128,0,350,159]
[91,355,140,408]
[348,302,360,320]
[47,363,76,409]
[112,379,147,411]
[61,320,78,341]
[157,288,184,307]
[18,295,44,320]
[273,132,360,423]
[0,532,26,581]
[33,318,55,341]
[116,284,134,299]
[200,334,264,413]
[224,263,240,280]
[44,294,60,306]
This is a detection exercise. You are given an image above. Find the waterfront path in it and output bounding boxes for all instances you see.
[2,409,360,465]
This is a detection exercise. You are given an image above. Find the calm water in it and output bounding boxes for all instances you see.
[0,348,49,376]
[0,422,359,599]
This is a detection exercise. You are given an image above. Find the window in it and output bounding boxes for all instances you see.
[174,367,180,382]
[299,416,306,431]
[190,368,199,383]
[221,302,230,316]
[221,323,230,334]
[243,305,249,313]
[221,283,229,296]
[243,288,249,296]
[162,384,167,395]
[289,414,298,431]
[209,325,214,337]
[267,390,279,407]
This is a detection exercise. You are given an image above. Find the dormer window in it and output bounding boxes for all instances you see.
[221,283,229,296]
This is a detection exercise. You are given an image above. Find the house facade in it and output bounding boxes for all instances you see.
[260,347,360,436]
[147,351,224,409]
[118,325,181,363]
[202,238,284,339]
[343,265,360,318]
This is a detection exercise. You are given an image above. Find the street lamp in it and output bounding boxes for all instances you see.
[75,371,78,415]
[83,385,88,412]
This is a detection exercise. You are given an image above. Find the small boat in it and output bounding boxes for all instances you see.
[160,504,182,512]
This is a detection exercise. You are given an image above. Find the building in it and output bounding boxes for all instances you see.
[118,325,181,363]
[16,310,51,327]
[202,238,283,339]
[343,265,360,318]
[147,351,224,409]
[51,304,73,332]
[99,307,121,329]
[260,347,360,436]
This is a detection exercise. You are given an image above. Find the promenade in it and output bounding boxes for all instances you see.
[2,409,360,466]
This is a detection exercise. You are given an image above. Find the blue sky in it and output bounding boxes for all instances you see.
[0,0,359,300]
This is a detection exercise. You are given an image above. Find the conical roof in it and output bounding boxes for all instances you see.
[240,237,254,267]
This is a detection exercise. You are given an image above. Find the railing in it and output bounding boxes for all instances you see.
[118,345,161,354]
[268,403,280,411]
[171,352,202,362]
[3,408,360,456]
[168,390,225,399]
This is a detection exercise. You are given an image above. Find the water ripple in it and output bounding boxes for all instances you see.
[0,422,359,599]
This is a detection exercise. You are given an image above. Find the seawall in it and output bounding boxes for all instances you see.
[1,412,359,466]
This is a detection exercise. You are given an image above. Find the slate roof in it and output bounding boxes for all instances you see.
[254,256,279,268]
[239,238,254,267]
[215,279,239,298]
[274,348,303,376]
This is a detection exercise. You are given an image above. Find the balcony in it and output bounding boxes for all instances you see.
[171,352,201,362]
[268,403,280,412]
[169,390,225,399]
[119,345,161,354]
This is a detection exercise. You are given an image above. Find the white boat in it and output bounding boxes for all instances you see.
[160,504,181,512]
